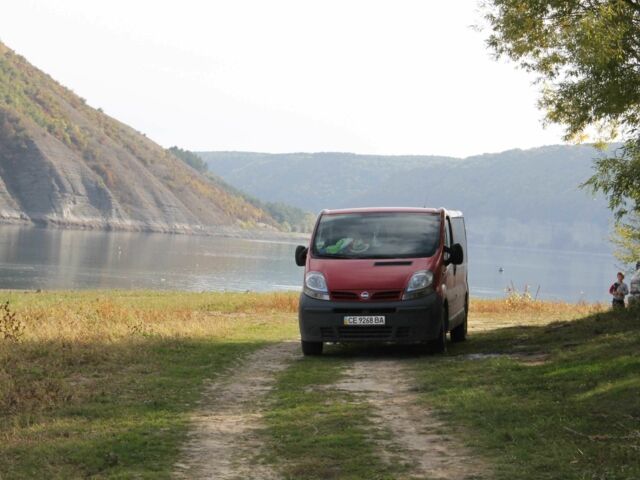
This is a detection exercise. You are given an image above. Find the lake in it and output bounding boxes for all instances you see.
[0,225,620,302]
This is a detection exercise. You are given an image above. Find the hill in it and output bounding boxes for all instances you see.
[169,146,314,232]
[199,146,616,251]
[0,42,277,234]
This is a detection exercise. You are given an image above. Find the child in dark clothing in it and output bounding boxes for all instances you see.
[609,272,629,308]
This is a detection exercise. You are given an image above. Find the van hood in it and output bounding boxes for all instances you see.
[308,256,439,292]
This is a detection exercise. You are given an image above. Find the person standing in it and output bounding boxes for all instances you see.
[609,272,629,308]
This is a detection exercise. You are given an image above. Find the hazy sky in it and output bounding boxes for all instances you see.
[1,0,566,157]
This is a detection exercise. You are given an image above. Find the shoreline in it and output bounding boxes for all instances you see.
[0,218,311,243]
[0,288,607,306]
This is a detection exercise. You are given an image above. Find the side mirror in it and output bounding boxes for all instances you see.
[295,245,308,267]
[450,243,464,266]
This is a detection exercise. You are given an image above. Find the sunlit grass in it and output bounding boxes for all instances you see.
[470,295,606,332]
[0,290,299,479]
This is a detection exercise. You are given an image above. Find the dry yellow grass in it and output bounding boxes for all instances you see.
[2,289,607,344]
[469,295,606,332]
[0,291,300,422]
[0,290,606,418]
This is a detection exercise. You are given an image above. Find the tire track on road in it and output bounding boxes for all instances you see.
[335,358,488,480]
[174,341,298,480]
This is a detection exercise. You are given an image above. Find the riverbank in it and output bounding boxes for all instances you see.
[0,218,311,242]
[0,291,637,479]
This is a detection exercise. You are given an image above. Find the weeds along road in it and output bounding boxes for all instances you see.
[174,341,488,480]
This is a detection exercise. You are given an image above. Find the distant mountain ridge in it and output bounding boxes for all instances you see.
[199,146,617,251]
[0,42,277,234]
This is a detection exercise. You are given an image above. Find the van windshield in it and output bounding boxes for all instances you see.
[312,213,441,259]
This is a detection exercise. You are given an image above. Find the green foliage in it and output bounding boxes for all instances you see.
[484,0,640,139]
[612,215,640,265]
[483,0,640,227]
[168,146,208,174]
[167,147,312,232]
[199,158,314,232]
[263,201,315,232]
[583,140,640,219]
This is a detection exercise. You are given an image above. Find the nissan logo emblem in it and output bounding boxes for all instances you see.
[360,291,370,300]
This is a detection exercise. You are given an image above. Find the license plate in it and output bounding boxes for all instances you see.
[343,315,386,326]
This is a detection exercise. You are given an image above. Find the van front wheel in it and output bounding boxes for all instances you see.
[301,340,323,356]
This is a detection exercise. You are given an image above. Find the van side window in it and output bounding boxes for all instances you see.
[444,218,451,249]
[451,218,466,246]
[451,217,467,263]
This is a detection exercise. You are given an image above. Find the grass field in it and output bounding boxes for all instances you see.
[0,291,298,479]
[0,290,638,479]
[413,299,640,480]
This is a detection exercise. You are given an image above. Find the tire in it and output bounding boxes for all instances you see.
[424,307,447,354]
[301,340,323,356]
[450,300,468,343]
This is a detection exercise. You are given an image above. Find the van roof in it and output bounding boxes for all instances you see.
[321,207,463,217]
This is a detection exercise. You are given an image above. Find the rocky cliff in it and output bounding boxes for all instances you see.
[0,42,277,234]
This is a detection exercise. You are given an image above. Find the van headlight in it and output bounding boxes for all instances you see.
[403,270,433,300]
[304,271,330,300]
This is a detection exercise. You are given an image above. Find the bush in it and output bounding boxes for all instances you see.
[0,301,24,342]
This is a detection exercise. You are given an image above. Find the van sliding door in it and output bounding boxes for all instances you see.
[444,217,458,321]
[450,217,468,321]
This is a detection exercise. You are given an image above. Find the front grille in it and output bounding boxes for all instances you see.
[331,291,359,301]
[333,307,396,314]
[337,326,393,340]
[396,327,411,338]
[371,290,402,301]
[320,326,410,342]
[320,327,336,341]
[330,289,403,302]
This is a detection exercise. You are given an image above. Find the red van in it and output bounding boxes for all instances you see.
[294,207,468,355]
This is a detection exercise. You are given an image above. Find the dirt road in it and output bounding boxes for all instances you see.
[336,358,487,480]
[174,342,299,480]
[174,343,487,479]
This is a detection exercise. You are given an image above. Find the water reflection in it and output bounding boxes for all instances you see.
[0,226,303,292]
[0,226,617,301]
[468,244,616,302]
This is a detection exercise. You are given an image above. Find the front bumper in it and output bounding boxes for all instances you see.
[298,292,444,343]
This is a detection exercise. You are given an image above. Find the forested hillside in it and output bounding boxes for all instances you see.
[170,147,314,232]
[0,42,278,234]
[200,146,616,251]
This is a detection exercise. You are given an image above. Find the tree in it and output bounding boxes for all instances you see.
[483,0,640,214]
[483,0,640,259]
[612,215,640,263]
[168,146,208,174]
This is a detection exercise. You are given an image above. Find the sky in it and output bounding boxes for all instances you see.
[1,0,567,157]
